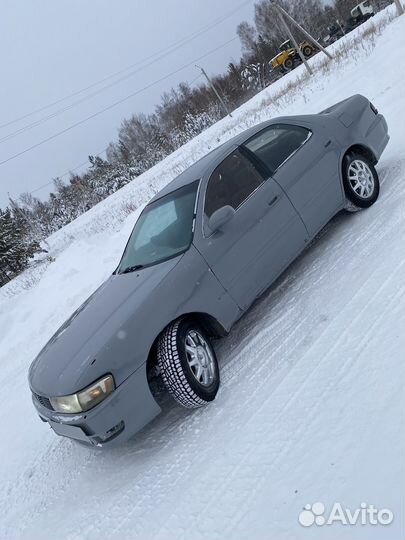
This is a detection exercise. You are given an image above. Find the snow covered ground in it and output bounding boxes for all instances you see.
[0,7,404,540]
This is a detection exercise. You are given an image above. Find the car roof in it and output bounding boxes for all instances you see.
[149,141,235,202]
[148,116,308,202]
[149,123,268,202]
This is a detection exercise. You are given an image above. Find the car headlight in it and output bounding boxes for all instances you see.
[49,375,115,413]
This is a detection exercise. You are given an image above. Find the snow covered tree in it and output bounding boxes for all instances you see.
[0,206,40,285]
[241,62,269,91]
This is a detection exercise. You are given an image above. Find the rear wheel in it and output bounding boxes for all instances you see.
[302,45,313,57]
[342,152,379,210]
[157,318,220,408]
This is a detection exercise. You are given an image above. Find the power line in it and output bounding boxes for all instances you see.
[0,59,203,147]
[29,153,106,196]
[0,0,253,134]
[16,72,204,197]
[0,36,238,168]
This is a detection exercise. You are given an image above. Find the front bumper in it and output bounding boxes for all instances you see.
[32,364,161,447]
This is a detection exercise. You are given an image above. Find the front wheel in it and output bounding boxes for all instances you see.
[157,318,220,408]
[302,45,313,57]
[342,153,380,209]
[283,57,294,70]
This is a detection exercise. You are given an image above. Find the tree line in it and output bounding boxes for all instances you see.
[0,0,390,286]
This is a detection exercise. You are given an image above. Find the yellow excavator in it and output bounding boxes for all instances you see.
[270,39,317,72]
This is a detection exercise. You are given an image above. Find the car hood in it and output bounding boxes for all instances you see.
[28,255,181,397]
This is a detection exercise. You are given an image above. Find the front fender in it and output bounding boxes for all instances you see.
[106,245,240,390]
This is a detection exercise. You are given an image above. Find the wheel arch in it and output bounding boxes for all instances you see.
[340,143,377,185]
[342,143,377,167]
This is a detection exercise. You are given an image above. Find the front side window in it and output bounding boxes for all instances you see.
[244,124,311,173]
[204,149,264,219]
[117,181,198,273]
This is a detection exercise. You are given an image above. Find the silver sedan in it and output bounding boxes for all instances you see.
[28,94,389,446]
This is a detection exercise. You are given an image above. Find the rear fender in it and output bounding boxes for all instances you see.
[320,94,389,165]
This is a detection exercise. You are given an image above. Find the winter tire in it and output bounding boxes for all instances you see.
[342,152,380,209]
[157,318,220,408]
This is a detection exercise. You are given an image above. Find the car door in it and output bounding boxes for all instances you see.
[243,121,344,237]
[196,148,307,310]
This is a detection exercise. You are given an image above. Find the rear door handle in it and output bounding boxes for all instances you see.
[324,139,332,148]
[268,195,278,207]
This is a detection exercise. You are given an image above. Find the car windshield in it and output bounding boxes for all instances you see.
[117,181,199,273]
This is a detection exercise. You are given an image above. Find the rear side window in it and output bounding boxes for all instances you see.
[244,124,311,173]
[204,149,264,218]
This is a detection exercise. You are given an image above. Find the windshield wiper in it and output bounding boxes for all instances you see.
[120,264,145,274]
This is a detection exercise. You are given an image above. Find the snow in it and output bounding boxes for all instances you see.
[0,7,404,539]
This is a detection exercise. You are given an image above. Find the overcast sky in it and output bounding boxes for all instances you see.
[0,0,257,208]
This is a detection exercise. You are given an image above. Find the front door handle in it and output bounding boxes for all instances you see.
[268,195,278,207]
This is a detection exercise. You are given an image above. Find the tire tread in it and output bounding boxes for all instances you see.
[157,319,207,409]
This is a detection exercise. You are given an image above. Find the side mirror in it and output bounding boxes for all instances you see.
[208,205,235,233]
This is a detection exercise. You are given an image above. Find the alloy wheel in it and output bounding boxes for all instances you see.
[185,330,216,386]
[347,159,375,198]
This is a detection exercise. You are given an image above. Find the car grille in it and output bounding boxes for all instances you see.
[33,393,54,411]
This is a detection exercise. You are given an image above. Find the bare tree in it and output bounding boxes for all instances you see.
[237,21,259,58]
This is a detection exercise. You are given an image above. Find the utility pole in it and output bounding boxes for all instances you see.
[274,6,313,75]
[393,0,404,16]
[275,4,333,61]
[196,65,232,118]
